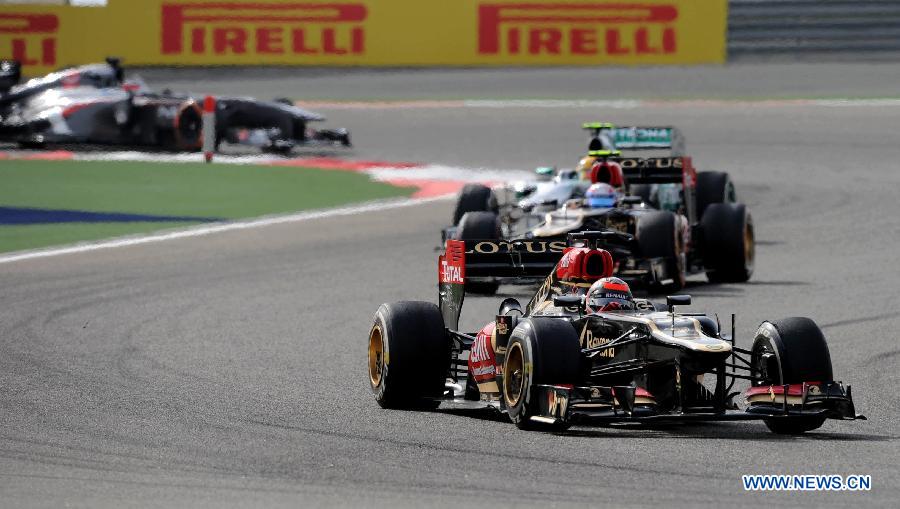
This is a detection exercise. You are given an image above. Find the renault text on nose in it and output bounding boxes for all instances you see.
[0,13,58,66]
[161,2,367,57]
[478,3,677,57]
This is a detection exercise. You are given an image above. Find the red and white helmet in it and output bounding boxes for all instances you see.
[586,277,635,312]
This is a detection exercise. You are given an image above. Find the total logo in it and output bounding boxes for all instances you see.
[478,3,678,57]
[161,2,367,57]
[441,260,465,285]
[0,13,58,66]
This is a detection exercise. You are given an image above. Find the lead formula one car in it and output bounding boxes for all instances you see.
[366,232,864,434]
[0,58,349,153]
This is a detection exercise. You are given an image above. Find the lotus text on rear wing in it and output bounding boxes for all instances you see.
[467,240,568,255]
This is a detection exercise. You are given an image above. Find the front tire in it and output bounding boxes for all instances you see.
[751,317,833,434]
[451,184,496,225]
[502,318,581,431]
[368,301,449,409]
[696,171,736,219]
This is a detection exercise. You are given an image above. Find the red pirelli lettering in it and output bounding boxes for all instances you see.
[0,13,58,66]
[162,2,367,56]
[0,13,58,34]
[478,3,678,57]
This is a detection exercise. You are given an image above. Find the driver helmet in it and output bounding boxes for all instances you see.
[586,277,635,312]
[585,182,619,209]
[577,155,597,180]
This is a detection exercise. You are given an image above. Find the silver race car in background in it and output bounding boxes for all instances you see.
[0,58,350,153]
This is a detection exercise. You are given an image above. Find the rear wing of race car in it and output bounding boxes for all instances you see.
[583,123,686,156]
[439,239,564,329]
[601,155,699,222]
[438,233,635,329]
[592,155,697,187]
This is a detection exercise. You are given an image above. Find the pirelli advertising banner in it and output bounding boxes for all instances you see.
[1,0,727,75]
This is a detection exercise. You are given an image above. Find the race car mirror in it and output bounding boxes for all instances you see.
[498,297,523,317]
[553,295,584,311]
[667,295,692,313]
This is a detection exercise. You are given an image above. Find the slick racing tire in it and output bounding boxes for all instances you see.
[701,203,754,283]
[502,318,581,431]
[173,100,203,151]
[455,211,502,295]
[696,171,736,219]
[636,210,685,292]
[451,184,497,225]
[751,318,833,434]
[368,301,449,409]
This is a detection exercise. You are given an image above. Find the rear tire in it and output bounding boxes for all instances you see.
[502,318,581,431]
[751,317,832,434]
[368,301,449,409]
[701,203,754,283]
[174,100,203,151]
[636,211,685,292]
[451,184,496,225]
[455,211,501,295]
[696,171,735,219]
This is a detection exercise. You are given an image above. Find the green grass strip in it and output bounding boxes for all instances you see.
[0,159,413,253]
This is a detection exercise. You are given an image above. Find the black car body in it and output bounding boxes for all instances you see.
[0,58,349,153]
[366,233,864,434]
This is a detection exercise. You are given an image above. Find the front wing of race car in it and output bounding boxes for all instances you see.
[526,381,865,426]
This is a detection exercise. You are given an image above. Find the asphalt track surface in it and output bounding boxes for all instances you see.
[137,62,900,100]
[2,64,900,507]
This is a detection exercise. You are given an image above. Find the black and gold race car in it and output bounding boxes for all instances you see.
[448,154,754,295]
[366,232,863,434]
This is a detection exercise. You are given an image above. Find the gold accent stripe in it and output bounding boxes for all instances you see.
[747,394,809,405]
[477,381,499,393]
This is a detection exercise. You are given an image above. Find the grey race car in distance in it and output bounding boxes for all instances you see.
[0,57,350,153]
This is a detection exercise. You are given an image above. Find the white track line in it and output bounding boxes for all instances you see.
[0,194,452,265]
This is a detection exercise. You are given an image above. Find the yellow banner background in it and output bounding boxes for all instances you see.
[0,0,726,75]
